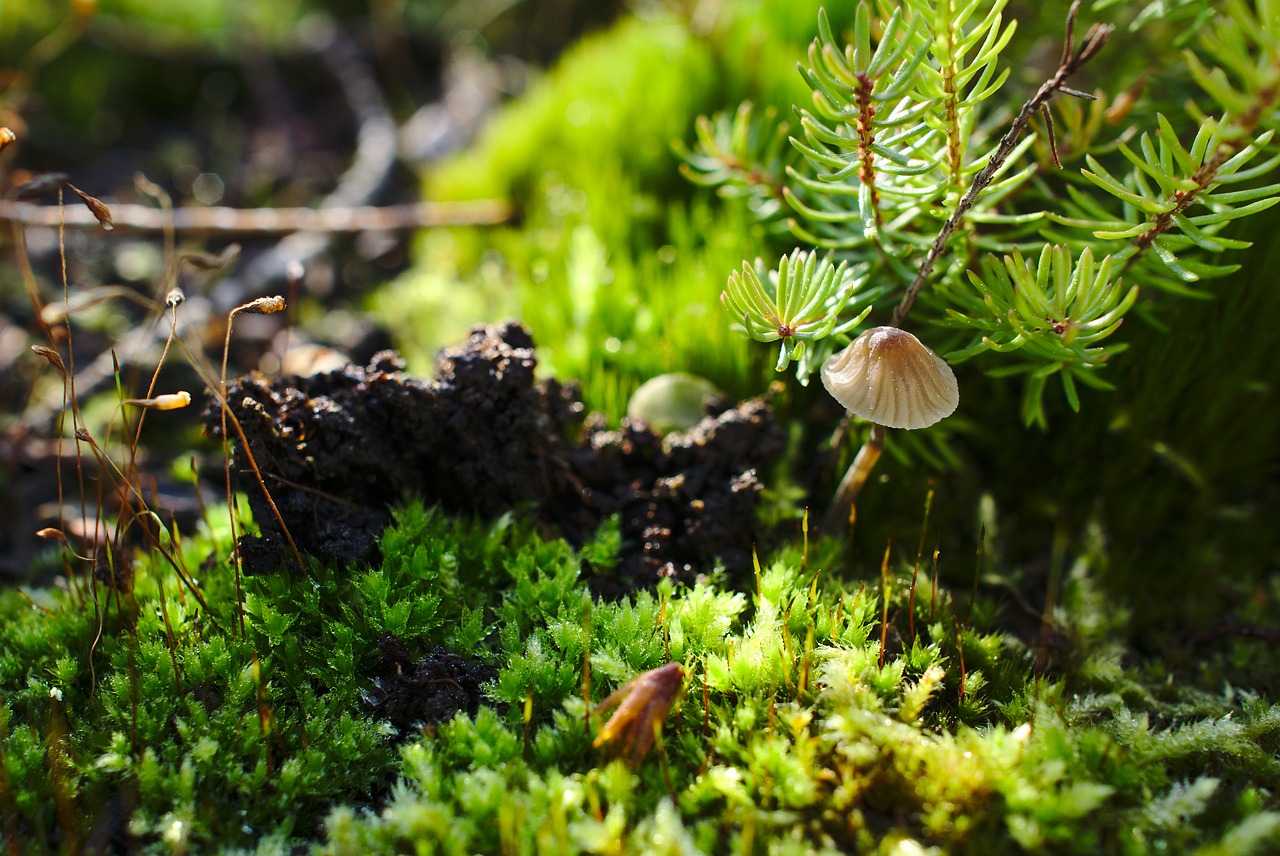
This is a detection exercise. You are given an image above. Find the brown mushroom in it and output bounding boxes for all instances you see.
[820,327,960,534]
[820,326,958,430]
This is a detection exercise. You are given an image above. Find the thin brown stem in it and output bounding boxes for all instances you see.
[201,317,305,583]
[221,309,245,636]
[878,541,892,668]
[125,303,179,493]
[891,1,1111,327]
[0,198,513,235]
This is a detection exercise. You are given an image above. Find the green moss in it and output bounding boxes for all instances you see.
[0,0,307,56]
[2,492,1278,853]
[427,16,718,205]
[312,507,1280,855]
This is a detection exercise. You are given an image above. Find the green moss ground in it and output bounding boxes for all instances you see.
[4,502,1279,853]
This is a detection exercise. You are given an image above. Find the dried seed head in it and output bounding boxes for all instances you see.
[124,391,192,411]
[36,525,97,561]
[592,662,685,763]
[239,296,286,315]
[31,345,67,374]
[821,326,959,430]
[68,184,113,231]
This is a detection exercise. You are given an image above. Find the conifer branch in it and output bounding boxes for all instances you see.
[891,1,1112,327]
[1128,77,1280,262]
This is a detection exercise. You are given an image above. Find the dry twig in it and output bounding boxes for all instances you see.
[0,198,512,235]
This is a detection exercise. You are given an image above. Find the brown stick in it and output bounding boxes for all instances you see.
[0,198,512,235]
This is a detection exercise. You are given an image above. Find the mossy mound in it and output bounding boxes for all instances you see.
[4,494,1279,853]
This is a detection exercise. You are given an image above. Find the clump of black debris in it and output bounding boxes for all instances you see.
[203,321,783,593]
[367,633,494,732]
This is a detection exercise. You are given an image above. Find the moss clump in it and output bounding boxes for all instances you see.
[4,500,1278,853]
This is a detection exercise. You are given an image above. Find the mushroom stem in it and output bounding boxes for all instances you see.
[822,423,886,535]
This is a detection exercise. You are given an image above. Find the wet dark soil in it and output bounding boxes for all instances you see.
[204,321,784,593]
[367,633,494,732]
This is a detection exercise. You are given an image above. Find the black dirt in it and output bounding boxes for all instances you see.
[203,321,783,592]
[367,634,494,731]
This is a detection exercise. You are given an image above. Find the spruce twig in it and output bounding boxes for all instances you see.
[891,0,1112,327]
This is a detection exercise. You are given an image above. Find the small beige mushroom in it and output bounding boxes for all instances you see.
[821,326,958,429]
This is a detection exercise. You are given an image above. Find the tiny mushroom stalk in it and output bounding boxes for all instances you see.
[821,327,958,533]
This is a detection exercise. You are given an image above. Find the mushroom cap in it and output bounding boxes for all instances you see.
[821,326,959,429]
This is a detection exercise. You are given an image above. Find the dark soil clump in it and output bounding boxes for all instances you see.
[203,321,783,591]
[368,634,494,732]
